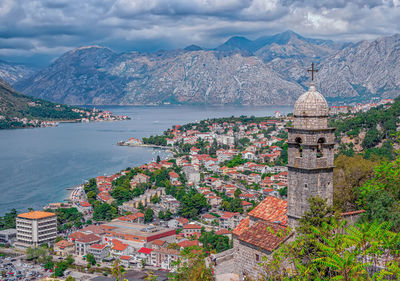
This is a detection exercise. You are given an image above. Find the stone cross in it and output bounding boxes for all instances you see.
[307,62,318,81]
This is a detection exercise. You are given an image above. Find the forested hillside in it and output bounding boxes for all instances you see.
[331,98,400,161]
[0,78,81,129]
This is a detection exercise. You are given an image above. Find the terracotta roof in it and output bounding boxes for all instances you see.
[152,239,166,246]
[183,224,202,229]
[232,217,249,236]
[90,243,107,250]
[80,201,91,207]
[202,213,217,219]
[112,242,128,251]
[248,196,287,226]
[341,210,366,217]
[76,233,101,243]
[55,240,73,248]
[241,201,252,206]
[81,225,105,235]
[156,247,180,255]
[220,212,239,220]
[18,211,55,220]
[177,218,189,225]
[237,220,291,252]
[138,247,153,254]
[215,229,231,235]
[169,171,179,178]
[178,240,199,248]
[120,255,132,260]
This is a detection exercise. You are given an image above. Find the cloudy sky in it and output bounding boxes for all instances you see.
[1,0,399,66]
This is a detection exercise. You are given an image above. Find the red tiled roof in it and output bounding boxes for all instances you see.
[202,213,217,219]
[183,224,201,229]
[75,233,101,243]
[55,240,73,249]
[177,240,199,248]
[81,225,105,235]
[215,229,231,235]
[138,247,153,254]
[341,210,366,217]
[177,217,189,225]
[169,171,179,178]
[248,196,287,226]
[152,239,166,246]
[80,201,91,207]
[241,201,252,206]
[112,240,128,251]
[237,220,291,252]
[232,217,249,236]
[90,243,107,250]
[220,212,238,220]
[120,255,132,260]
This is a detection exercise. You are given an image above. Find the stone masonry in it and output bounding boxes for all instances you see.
[287,82,335,230]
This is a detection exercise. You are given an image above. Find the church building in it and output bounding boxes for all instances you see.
[233,68,335,280]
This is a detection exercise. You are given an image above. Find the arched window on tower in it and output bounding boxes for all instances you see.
[317,137,325,158]
[295,137,303,157]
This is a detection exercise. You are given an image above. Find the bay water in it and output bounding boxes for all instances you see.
[0,105,291,215]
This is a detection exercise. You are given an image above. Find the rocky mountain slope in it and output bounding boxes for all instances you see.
[317,34,400,102]
[16,46,304,105]
[0,60,36,84]
[13,31,400,105]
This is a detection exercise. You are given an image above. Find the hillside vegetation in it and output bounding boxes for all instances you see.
[0,79,81,129]
[331,97,400,161]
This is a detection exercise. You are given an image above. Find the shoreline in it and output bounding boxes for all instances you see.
[117,141,173,151]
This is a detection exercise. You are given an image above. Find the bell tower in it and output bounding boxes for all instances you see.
[287,64,335,230]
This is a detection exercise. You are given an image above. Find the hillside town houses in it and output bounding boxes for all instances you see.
[8,113,299,277]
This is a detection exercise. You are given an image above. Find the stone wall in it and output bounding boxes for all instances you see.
[233,237,271,280]
[293,116,328,129]
[287,167,333,229]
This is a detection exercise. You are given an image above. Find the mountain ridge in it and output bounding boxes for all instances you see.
[5,31,400,105]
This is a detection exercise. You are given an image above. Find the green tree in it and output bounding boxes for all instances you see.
[93,203,117,221]
[333,155,377,212]
[234,188,242,198]
[362,127,381,149]
[179,190,209,219]
[150,194,160,204]
[144,208,154,223]
[111,259,126,281]
[358,152,400,230]
[86,253,96,265]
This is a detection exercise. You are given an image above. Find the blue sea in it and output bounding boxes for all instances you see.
[0,105,292,215]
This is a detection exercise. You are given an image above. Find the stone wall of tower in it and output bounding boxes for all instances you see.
[287,167,333,230]
[293,116,328,129]
[287,117,335,230]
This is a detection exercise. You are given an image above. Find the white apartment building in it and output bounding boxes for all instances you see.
[15,211,57,249]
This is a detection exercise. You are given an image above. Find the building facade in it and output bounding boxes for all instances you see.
[287,82,335,230]
[15,211,57,248]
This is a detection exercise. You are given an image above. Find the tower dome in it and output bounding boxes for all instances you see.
[294,83,328,117]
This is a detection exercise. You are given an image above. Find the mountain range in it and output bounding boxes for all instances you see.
[1,30,399,105]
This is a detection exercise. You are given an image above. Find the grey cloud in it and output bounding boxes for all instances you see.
[0,0,399,66]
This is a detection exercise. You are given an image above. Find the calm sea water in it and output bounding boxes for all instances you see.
[0,105,291,215]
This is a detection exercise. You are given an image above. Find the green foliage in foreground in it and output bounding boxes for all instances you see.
[0,208,17,230]
[259,197,400,281]
[169,246,213,281]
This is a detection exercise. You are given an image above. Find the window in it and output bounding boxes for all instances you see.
[295,137,303,157]
[255,254,259,261]
[317,138,325,158]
